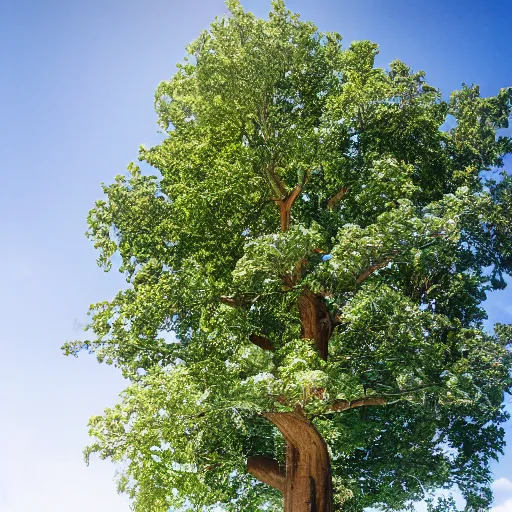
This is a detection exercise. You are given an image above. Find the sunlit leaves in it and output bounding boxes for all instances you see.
[65,1,512,510]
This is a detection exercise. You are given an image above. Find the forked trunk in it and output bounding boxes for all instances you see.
[272,410,333,511]
[249,409,333,511]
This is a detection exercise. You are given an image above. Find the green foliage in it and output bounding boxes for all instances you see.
[64,1,512,510]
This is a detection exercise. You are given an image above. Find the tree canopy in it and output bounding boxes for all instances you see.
[64,1,512,510]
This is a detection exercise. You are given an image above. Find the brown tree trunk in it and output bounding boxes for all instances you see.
[250,293,334,509]
[253,409,332,511]
[298,290,332,361]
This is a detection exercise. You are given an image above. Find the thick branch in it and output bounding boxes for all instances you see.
[263,408,317,448]
[329,386,438,413]
[219,295,248,308]
[355,255,394,285]
[249,333,275,351]
[247,455,285,492]
[331,396,387,412]
[280,170,310,232]
[327,186,348,210]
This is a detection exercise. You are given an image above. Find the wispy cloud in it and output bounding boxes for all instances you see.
[492,499,512,512]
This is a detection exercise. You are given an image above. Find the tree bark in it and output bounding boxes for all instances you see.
[247,455,285,492]
[249,293,334,509]
[249,333,275,351]
[298,291,332,361]
[264,409,333,512]
[280,184,303,232]
[327,186,348,210]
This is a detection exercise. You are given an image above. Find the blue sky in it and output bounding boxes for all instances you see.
[0,1,511,511]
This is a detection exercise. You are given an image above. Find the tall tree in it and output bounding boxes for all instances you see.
[64,1,512,510]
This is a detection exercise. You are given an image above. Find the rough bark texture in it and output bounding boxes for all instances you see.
[247,455,285,492]
[246,290,336,509]
[298,291,332,361]
[264,409,333,512]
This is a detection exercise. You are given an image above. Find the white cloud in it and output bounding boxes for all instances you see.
[492,499,512,512]
[491,478,512,512]
[494,478,512,493]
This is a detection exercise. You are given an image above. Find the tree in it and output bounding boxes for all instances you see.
[64,1,512,510]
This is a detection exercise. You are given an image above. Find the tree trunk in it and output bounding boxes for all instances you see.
[247,284,335,508]
[263,409,333,511]
[298,291,332,361]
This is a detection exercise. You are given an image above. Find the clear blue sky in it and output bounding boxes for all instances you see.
[0,1,511,511]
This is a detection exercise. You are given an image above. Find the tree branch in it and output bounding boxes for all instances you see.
[249,333,275,351]
[282,257,309,291]
[327,187,349,210]
[247,455,285,492]
[219,295,249,308]
[265,164,288,198]
[355,254,395,285]
[329,386,438,413]
[330,396,387,412]
[280,170,310,232]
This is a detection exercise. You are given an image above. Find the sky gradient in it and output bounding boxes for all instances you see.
[1,1,511,510]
